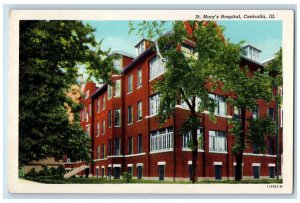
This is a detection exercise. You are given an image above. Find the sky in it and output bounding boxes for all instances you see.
[84,20,282,63]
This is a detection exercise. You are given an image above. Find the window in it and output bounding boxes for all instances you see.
[97,145,100,159]
[233,164,243,178]
[253,105,259,119]
[215,165,222,180]
[128,75,133,93]
[128,106,133,125]
[127,166,133,174]
[96,122,100,137]
[181,97,201,111]
[252,143,261,154]
[113,59,121,70]
[86,125,90,136]
[96,168,99,178]
[101,167,105,177]
[108,167,111,177]
[253,166,260,179]
[181,43,198,59]
[114,109,121,127]
[137,68,142,88]
[108,110,112,128]
[114,167,121,179]
[269,166,275,178]
[101,144,105,158]
[233,106,241,119]
[108,85,112,99]
[137,101,142,121]
[137,42,145,55]
[209,94,227,116]
[128,137,133,155]
[114,79,121,97]
[150,56,165,80]
[209,130,227,152]
[96,99,100,113]
[188,164,193,181]
[268,108,275,120]
[81,110,85,122]
[158,165,165,180]
[150,127,173,152]
[183,128,203,150]
[137,166,143,179]
[108,139,112,156]
[150,93,160,116]
[85,90,89,99]
[102,95,106,110]
[114,138,121,155]
[137,134,143,153]
[102,120,105,135]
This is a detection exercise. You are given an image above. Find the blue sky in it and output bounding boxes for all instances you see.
[84,20,282,63]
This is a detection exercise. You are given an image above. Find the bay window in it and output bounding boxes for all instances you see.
[150,56,165,80]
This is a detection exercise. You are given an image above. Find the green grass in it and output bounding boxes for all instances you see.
[23,176,283,184]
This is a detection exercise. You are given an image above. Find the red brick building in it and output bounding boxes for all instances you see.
[64,38,283,181]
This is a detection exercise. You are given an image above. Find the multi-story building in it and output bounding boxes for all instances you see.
[64,30,283,181]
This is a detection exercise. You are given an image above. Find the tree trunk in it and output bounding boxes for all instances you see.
[191,127,198,183]
[235,106,246,181]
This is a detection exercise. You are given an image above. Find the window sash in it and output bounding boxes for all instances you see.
[182,128,203,149]
[137,69,142,87]
[209,130,227,152]
[150,56,165,80]
[150,127,173,152]
[138,135,143,153]
[114,109,121,127]
[114,79,121,97]
[128,75,133,93]
[137,101,142,120]
[114,138,121,155]
[128,106,133,124]
[150,94,160,116]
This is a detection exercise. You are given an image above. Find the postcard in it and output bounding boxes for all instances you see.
[8,9,294,194]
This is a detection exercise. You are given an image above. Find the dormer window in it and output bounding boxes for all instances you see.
[137,42,145,55]
[242,44,262,62]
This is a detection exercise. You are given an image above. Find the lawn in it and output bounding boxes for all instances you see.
[22,176,283,184]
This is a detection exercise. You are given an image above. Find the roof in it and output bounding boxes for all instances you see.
[241,44,262,52]
[91,83,108,99]
[110,50,136,59]
[122,46,154,73]
[240,55,264,68]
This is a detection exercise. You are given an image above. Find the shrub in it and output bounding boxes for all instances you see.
[122,172,132,183]
[56,165,66,176]
[26,168,37,178]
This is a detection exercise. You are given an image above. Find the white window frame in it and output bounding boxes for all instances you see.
[149,93,160,116]
[102,120,106,135]
[128,106,133,125]
[137,68,142,88]
[149,56,165,81]
[128,75,133,94]
[209,130,227,152]
[96,122,100,137]
[150,127,173,152]
[137,101,142,121]
[108,84,113,99]
[182,127,203,150]
[209,94,227,116]
[97,99,100,113]
[114,108,121,127]
[114,79,121,98]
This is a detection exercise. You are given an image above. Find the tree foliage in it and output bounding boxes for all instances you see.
[19,21,116,166]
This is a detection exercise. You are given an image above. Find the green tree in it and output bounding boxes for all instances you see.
[19,21,116,166]
[218,47,281,181]
[130,21,239,183]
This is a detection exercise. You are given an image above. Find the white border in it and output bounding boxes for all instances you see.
[7,9,294,194]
